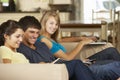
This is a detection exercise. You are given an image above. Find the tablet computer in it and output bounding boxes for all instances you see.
[52,58,67,64]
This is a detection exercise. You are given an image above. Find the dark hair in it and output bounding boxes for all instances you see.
[0,20,21,46]
[19,16,41,31]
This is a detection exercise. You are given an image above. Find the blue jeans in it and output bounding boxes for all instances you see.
[88,47,120,80]
[89,61,120,80]
[88,47,120,62]
[64,59,96,80]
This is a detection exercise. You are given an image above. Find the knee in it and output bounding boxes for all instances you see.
[103,68,119,80]
[107,47,118,52]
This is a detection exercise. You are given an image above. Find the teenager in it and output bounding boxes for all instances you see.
[38,10,120,80]
[17,16,97,80]
[38,10,120,62]
[18,15,120,80]
[0,20,29,63]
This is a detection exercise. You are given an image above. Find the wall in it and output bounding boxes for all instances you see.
[17,0,50,11]
[0,0,72,24]
[51,0,71,4]
[0,12,70,24]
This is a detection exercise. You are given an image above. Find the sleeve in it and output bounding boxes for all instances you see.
[50,43,61,54]
[50,41,67,55]
[0,47,12,60]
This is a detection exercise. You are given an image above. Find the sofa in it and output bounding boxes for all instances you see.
[0,42,113,80]
[0,64,68,80]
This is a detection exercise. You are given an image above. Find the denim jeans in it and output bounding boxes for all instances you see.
[65,59,96,80]
[88,47,120,61]
[88,47,120,80]
[89,61,120,80]
[88,47,120,62]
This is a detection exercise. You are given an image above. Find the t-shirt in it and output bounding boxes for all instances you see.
[0,46,29,64]
[17,41,56,63]
[37,36,67,54]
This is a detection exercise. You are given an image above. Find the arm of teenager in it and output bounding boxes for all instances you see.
[58,36,97,42]
[58,36,83,42]
[0,47,12,63]
[39,62,47,64]
[41,38,93,60]
[2,59,11,63]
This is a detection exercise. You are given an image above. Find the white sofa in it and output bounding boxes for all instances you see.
[0,42,113,80]
[0,64,68,80]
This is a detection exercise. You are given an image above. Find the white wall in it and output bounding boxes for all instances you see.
[18,0,50,11]
[83,0,96,20]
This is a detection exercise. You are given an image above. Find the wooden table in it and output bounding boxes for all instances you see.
[60,20,108,41]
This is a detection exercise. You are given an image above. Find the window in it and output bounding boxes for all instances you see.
[83,0,120,20]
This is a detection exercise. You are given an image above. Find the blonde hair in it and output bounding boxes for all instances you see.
[40,10,60,42]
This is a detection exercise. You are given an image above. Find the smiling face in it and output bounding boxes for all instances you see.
[45,16,59,35]
[40,11,60,41]
[5,28,24,51]
[23,27,40,46]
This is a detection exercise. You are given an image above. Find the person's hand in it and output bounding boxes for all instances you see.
[88,36,98,42]
[39,62,46,64]
[80,38,94,45]
[39,62,52,64]
[80,36,98,42]
[117,78,120,80]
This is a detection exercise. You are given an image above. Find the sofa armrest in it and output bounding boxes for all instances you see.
[0,64,68,80]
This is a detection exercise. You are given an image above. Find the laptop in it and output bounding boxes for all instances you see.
[88,41,107,45]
